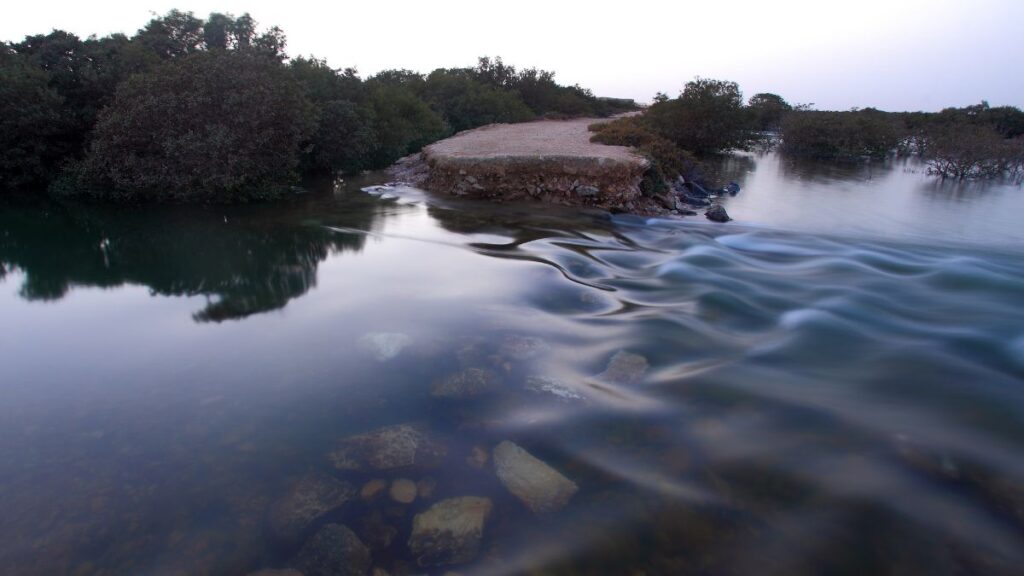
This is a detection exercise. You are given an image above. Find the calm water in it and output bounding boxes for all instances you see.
[1,153,1023,575]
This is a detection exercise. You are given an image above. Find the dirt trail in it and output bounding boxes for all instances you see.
[423,118,645,164]
[391,117,658,212]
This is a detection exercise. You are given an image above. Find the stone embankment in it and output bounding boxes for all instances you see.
[390,118,662,213]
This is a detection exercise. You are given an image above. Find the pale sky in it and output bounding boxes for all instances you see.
[3,0,1021,111]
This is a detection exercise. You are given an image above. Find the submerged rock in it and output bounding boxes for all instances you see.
[597,351,649,385]
[360,479,387,501]
[328,424,448,472]
[431,368,501,399]
[294,524,371,576]
[524,376,585,402]
[358,332,412,362]
[389,478,417,504]
[358,510,398,551]
[268,473,357,547]
[492,441,578,514]
[408,496,493,566]
[705,204,731,223]
[498,335,550,361]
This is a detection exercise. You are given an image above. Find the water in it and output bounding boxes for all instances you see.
[1,153,1023,575]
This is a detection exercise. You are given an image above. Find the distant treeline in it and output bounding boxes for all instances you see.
[0,10,637,201]
[592,78,1024,191]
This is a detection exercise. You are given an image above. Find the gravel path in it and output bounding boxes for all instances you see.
[423,118,645,165]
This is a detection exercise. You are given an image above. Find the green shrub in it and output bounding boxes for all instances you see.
[0,51,67,191]
[921,122,1023,179]
[367,86,446,167]
[75,50,317,201]
[781,109,902,160]
[590,116,700,194]
[646,78,754,154]
[748,93,792,131]
[422,69,534,133]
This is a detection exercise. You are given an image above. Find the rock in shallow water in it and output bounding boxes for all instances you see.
[268,473,356,547]
[358,332,412,362]
[389,478,417,504]
[524,375,585,402]
[705,204,731,223]
[597,351,649,385]
[492,441,578,514]
[328,424,448,472]
[295,524,371,576]
[431,368,500,399]
[408,496,493,567]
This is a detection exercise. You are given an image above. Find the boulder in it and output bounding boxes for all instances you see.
[294,524,371,576]
[268,473,356,547]
[408,497,493,566]
[492,441,578,514]
[597,351,649,385]
[705,204,731,223]
[431,368,500,399]
[682,195,711,207]
[328,424,448,472]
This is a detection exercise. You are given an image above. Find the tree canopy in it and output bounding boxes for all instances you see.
[1,12,637,201]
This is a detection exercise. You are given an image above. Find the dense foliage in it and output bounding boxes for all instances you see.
[748,93,793,131]
[918,122,1024,180]
[1,12,637,202]
[590,116,699,194]
[779,103,1024,177]
[781,109,902,160]
[79,50,317,201]
[645,78,755,154]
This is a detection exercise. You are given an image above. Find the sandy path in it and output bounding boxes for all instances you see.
[423,118,644,165]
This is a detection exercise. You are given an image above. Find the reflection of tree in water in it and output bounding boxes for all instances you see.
[775,152,890,185]
[0,195,382,322]
[698,153,756,189]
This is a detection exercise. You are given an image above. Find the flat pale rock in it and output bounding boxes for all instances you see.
[268,473,356,546]
[493,441,577,514]
[294,524,371,576]
[597,351,649,385]
[409,496,493,567]
[524,375,585,402]
[328,424,448,472]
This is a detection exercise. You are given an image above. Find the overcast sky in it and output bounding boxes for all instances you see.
[3,0,1021,111]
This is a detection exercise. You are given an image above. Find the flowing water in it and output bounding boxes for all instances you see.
[1,152,1023,575]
